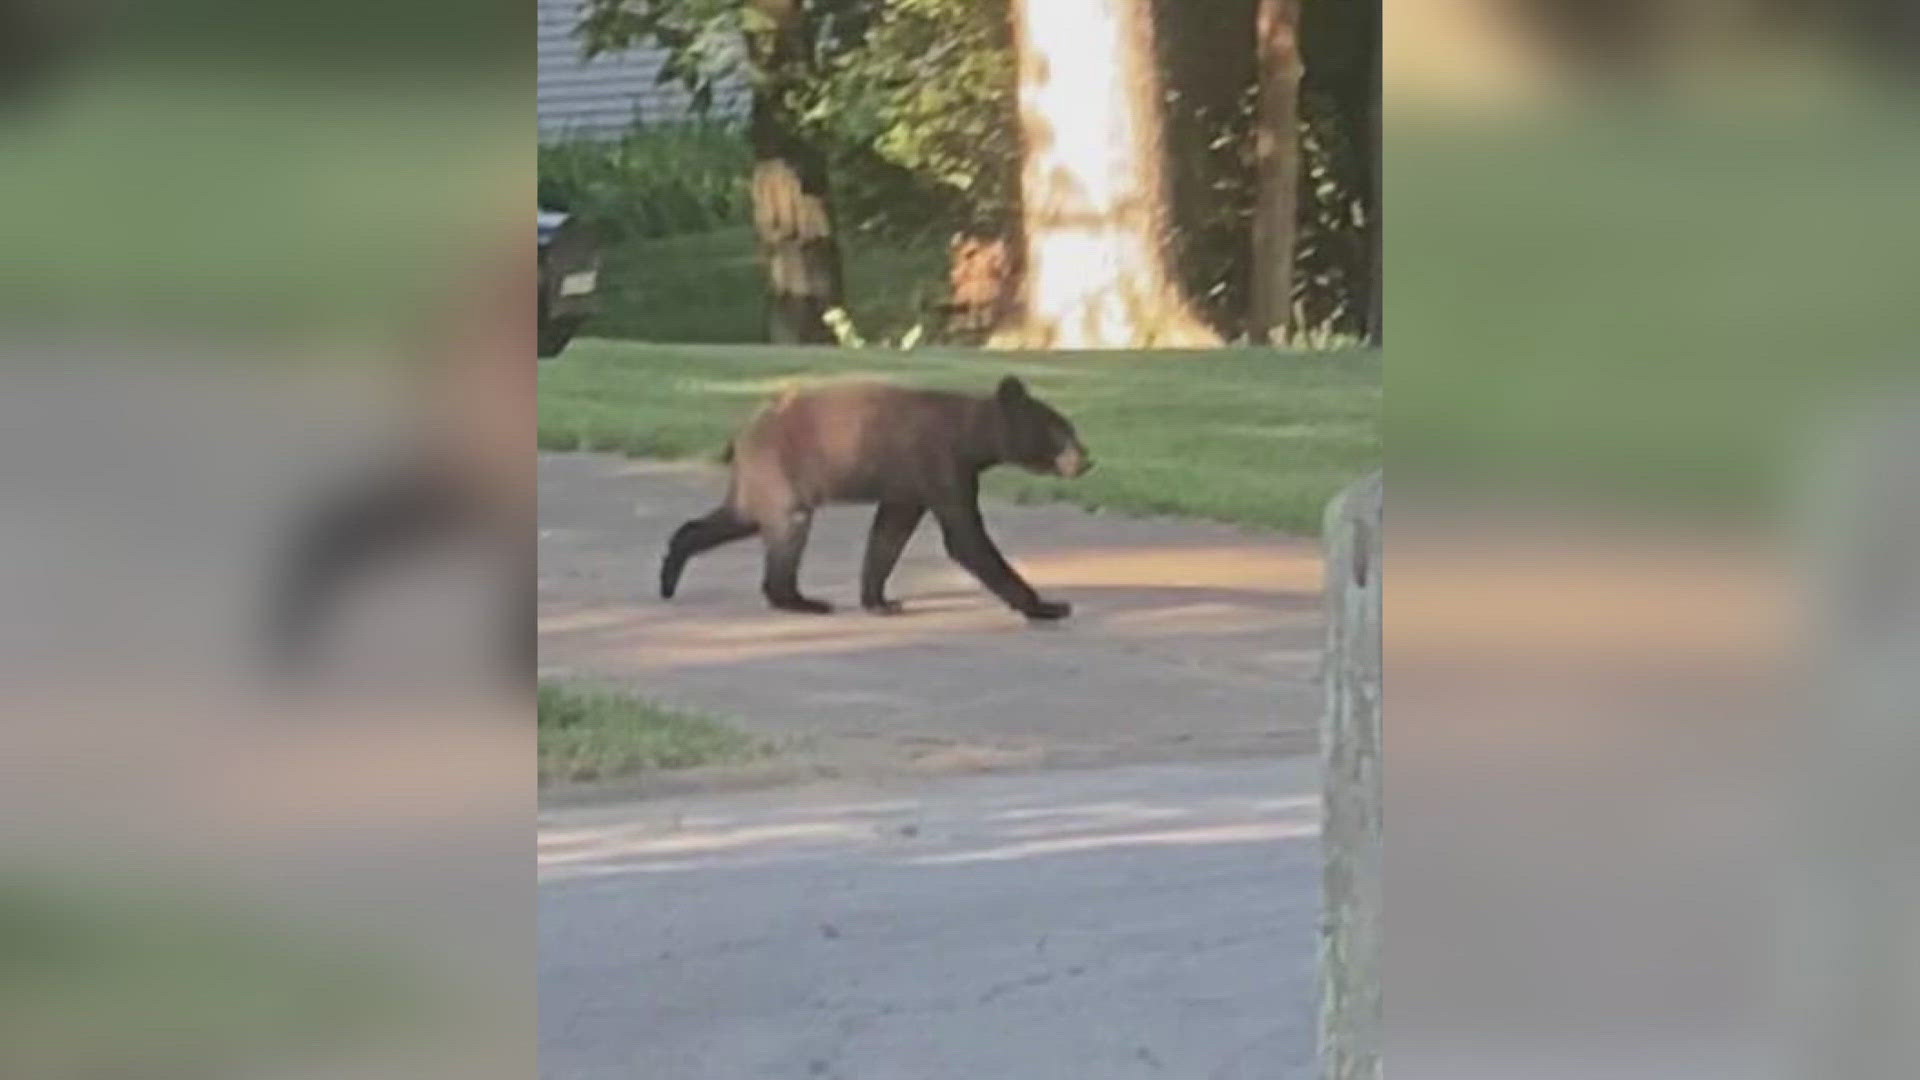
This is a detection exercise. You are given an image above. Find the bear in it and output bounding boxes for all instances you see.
[659,376,1092,620]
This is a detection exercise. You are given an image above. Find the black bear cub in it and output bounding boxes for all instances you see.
[660,376,1092,620]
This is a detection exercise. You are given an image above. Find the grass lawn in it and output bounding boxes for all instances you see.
[1391,104,1920,519]
[0,877,418,1076]
[539,341,1381,535]
[538,682,765,784]
[586,226,947,345]
[0,70,519,331]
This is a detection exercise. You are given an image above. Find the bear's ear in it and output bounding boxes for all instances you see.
[996,376,1028,405]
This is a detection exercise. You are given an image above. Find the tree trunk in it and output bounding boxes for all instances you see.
[746,0,845,345]
[1250,0,1304,345]
[1319,472,1382,1080]
[1365,12,1382,347]
[997,0,1219,349]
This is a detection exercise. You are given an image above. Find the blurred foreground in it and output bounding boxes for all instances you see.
[1391,2,1920,1077]
[1,6,530,1078]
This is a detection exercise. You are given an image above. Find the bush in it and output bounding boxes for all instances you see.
[537,122,752,240]
[804,0,1021,242]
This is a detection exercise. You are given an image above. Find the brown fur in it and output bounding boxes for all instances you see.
[661,376,1091,619]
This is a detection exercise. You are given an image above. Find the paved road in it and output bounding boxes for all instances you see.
[540,757,1321,1080]
[538,454,1324,784]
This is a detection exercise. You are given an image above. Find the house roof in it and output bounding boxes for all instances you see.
[537,0,747,141]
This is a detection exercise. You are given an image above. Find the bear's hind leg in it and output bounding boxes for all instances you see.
[761,508,832,614]
[661,507,757,599]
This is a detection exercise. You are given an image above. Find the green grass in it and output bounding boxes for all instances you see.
[0,68,519,331]
[1391,96,1920,519]
[585,230,764,343]
[539,341,1380,534]
[538,683,764,784]
[586,226,948,344]
[0,876,419,1076]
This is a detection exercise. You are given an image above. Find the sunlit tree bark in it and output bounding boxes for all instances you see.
[996,0,1219,349]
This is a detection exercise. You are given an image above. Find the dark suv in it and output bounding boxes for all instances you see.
[537,211,599,357]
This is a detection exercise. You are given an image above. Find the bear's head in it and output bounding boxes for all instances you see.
[993,376,1092,479]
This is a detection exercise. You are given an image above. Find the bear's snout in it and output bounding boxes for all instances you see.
[1055,446,1092,478]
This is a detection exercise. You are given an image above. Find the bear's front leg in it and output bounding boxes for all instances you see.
[931,503,1070,621]
[861,502,925,614]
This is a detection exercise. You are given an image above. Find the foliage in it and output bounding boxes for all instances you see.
[801,0,1020,240]
[537,123,752,239]
[1298,0,1379,340]
[1291,89,1373,341]
[567,0,1378,343]
[575,0,1015,244]
[1170,87,1373,345]
[1156,0,1374,344]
